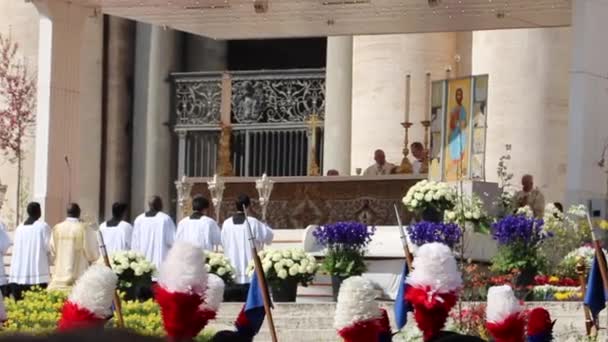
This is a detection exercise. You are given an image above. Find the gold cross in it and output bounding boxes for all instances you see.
[307,113,320,131]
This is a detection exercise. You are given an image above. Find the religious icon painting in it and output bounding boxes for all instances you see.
[443,78,472,181]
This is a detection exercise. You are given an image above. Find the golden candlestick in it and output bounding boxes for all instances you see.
[398,122,413,174]
[307,113,320,176]
[420,120,431,174]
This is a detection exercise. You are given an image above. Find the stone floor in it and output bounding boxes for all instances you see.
[207,301,604,341]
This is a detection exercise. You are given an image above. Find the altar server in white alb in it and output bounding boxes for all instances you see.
[131,196,175,276]
[221,194,273,301]
[99,202,133,255]
[0,213,11,297]
[9,202,51,300]
[176,195,221,251]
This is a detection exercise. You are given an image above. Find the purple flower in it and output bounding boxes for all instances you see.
[407,221,462,248]
[313,221,375,250]
[491,215,546,246]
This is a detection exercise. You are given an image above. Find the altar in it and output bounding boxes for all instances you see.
[176,174,426,228]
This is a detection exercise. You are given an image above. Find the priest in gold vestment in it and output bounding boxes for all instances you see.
[48,203,100,292]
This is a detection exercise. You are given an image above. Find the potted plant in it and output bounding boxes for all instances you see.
[402,180,455,222]
[247,248,318,302]
[444,194,491,234]
[204,251,236,285]
[407,221,462,249]
[313,221,375,301]
[490,213,551,297]
[109,251,155,301]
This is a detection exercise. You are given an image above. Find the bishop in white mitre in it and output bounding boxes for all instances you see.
[176,195,221,251]
[48,203,100,292]
[99,202,133,255]
[221,195,273,300]
[0,214,11,296]
[131,196,175,278]
[9,202,51,300]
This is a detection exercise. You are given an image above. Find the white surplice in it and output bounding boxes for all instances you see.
[221,216,273,284]
[176,216,221,251]
[9,221,51,285]
[131,212,175,277]
[0,222,12,286]
[99,220,133,256]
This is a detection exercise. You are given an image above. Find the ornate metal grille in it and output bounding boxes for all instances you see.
[172,69,325,177]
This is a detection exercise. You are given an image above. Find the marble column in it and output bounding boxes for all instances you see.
[323,36,353,176]
[33,0,103,225]
[351,33,457,175]
[472,28,571,202]
[103,16,135,218]
[566,0,608,205]
[131,23,182,215]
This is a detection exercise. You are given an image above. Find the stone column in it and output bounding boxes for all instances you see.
[131,23,182,215]
[566,0,608,204]
[323,36,353,176]
[103,16,135,218]
[33,0,103,225]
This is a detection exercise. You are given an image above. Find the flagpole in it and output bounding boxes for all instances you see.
[243,207,279,342]
[97,230,125,328]
[576,257,595,335]
[393,204,414,270]
[587,212,608,292]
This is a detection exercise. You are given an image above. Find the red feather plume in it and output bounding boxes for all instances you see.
[57,301,106,332]
[527,307,552,336]
[486,312,526,342]
[338,317,384,342]
[154,284,214,339]
[406,286,458,341]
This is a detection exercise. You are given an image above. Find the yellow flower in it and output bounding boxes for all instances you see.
[599,220,608,231]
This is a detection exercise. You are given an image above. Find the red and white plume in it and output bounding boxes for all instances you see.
[57,265,118,331]
[199,273,225,321]
[485,285,525,342]
[334,276,385,342]
[405,242,462,341]
[155,241,220,341]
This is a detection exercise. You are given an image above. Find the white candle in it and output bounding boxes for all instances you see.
[405,74,411,123]
[425,72,431,121]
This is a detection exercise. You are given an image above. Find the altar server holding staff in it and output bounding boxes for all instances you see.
[176,195,221,251]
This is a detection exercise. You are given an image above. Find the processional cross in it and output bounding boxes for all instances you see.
[307,113,320,176]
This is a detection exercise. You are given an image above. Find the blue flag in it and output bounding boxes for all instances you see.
[584,255,606,322]
[236,272,269,337]
[394,263,412,331]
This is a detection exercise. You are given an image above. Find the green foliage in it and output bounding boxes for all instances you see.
[321,247,366,277]
[490,242,547,275]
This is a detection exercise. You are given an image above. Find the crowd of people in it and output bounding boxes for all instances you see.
[0,193,273,302]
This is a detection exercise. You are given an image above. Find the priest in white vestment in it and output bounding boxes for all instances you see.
[176,195,221,251]
[363,149,397,176]
[0,218,12,297]
[99,202,133,255]
[131,196,175,278]
[9,202,51,300]
[48,203,100,292]
[221,194,273,301]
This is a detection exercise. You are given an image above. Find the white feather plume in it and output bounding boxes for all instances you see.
[406,242,462,293]
[158,241,208,294]
[68,265,118,319]
[200,273,225,312]
[333,276,383,330]
[486,285,522,323]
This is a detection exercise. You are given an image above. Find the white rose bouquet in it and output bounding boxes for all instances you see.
[247,248,319,287]
[109,251,155,296]
[444,194,491,234]
[204,251,236,285]
[402,180,455,213]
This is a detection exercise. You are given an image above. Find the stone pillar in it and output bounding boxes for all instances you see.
[351,33,457,175]
[103,16,135,218]
[566,0,608,204]
[323,36,353,176]
[472,28,571,202]
[33,0,103,225]
[131,23,182,215]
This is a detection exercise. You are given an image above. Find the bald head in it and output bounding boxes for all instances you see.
[148,196,163,212]
[374,149,386,165]
[522,174,534,192]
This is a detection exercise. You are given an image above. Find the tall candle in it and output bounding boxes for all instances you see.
[405,74,411,123]
[425,72,431,121]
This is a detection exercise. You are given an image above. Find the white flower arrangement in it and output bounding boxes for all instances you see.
[516,205,534,218]
[444,194,490,233]
[247,248,319,286]
[402,180,455,212]
[109,251,155,290]
[204,251,236,285]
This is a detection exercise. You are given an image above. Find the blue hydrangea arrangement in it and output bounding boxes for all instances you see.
[407,221,462,249]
